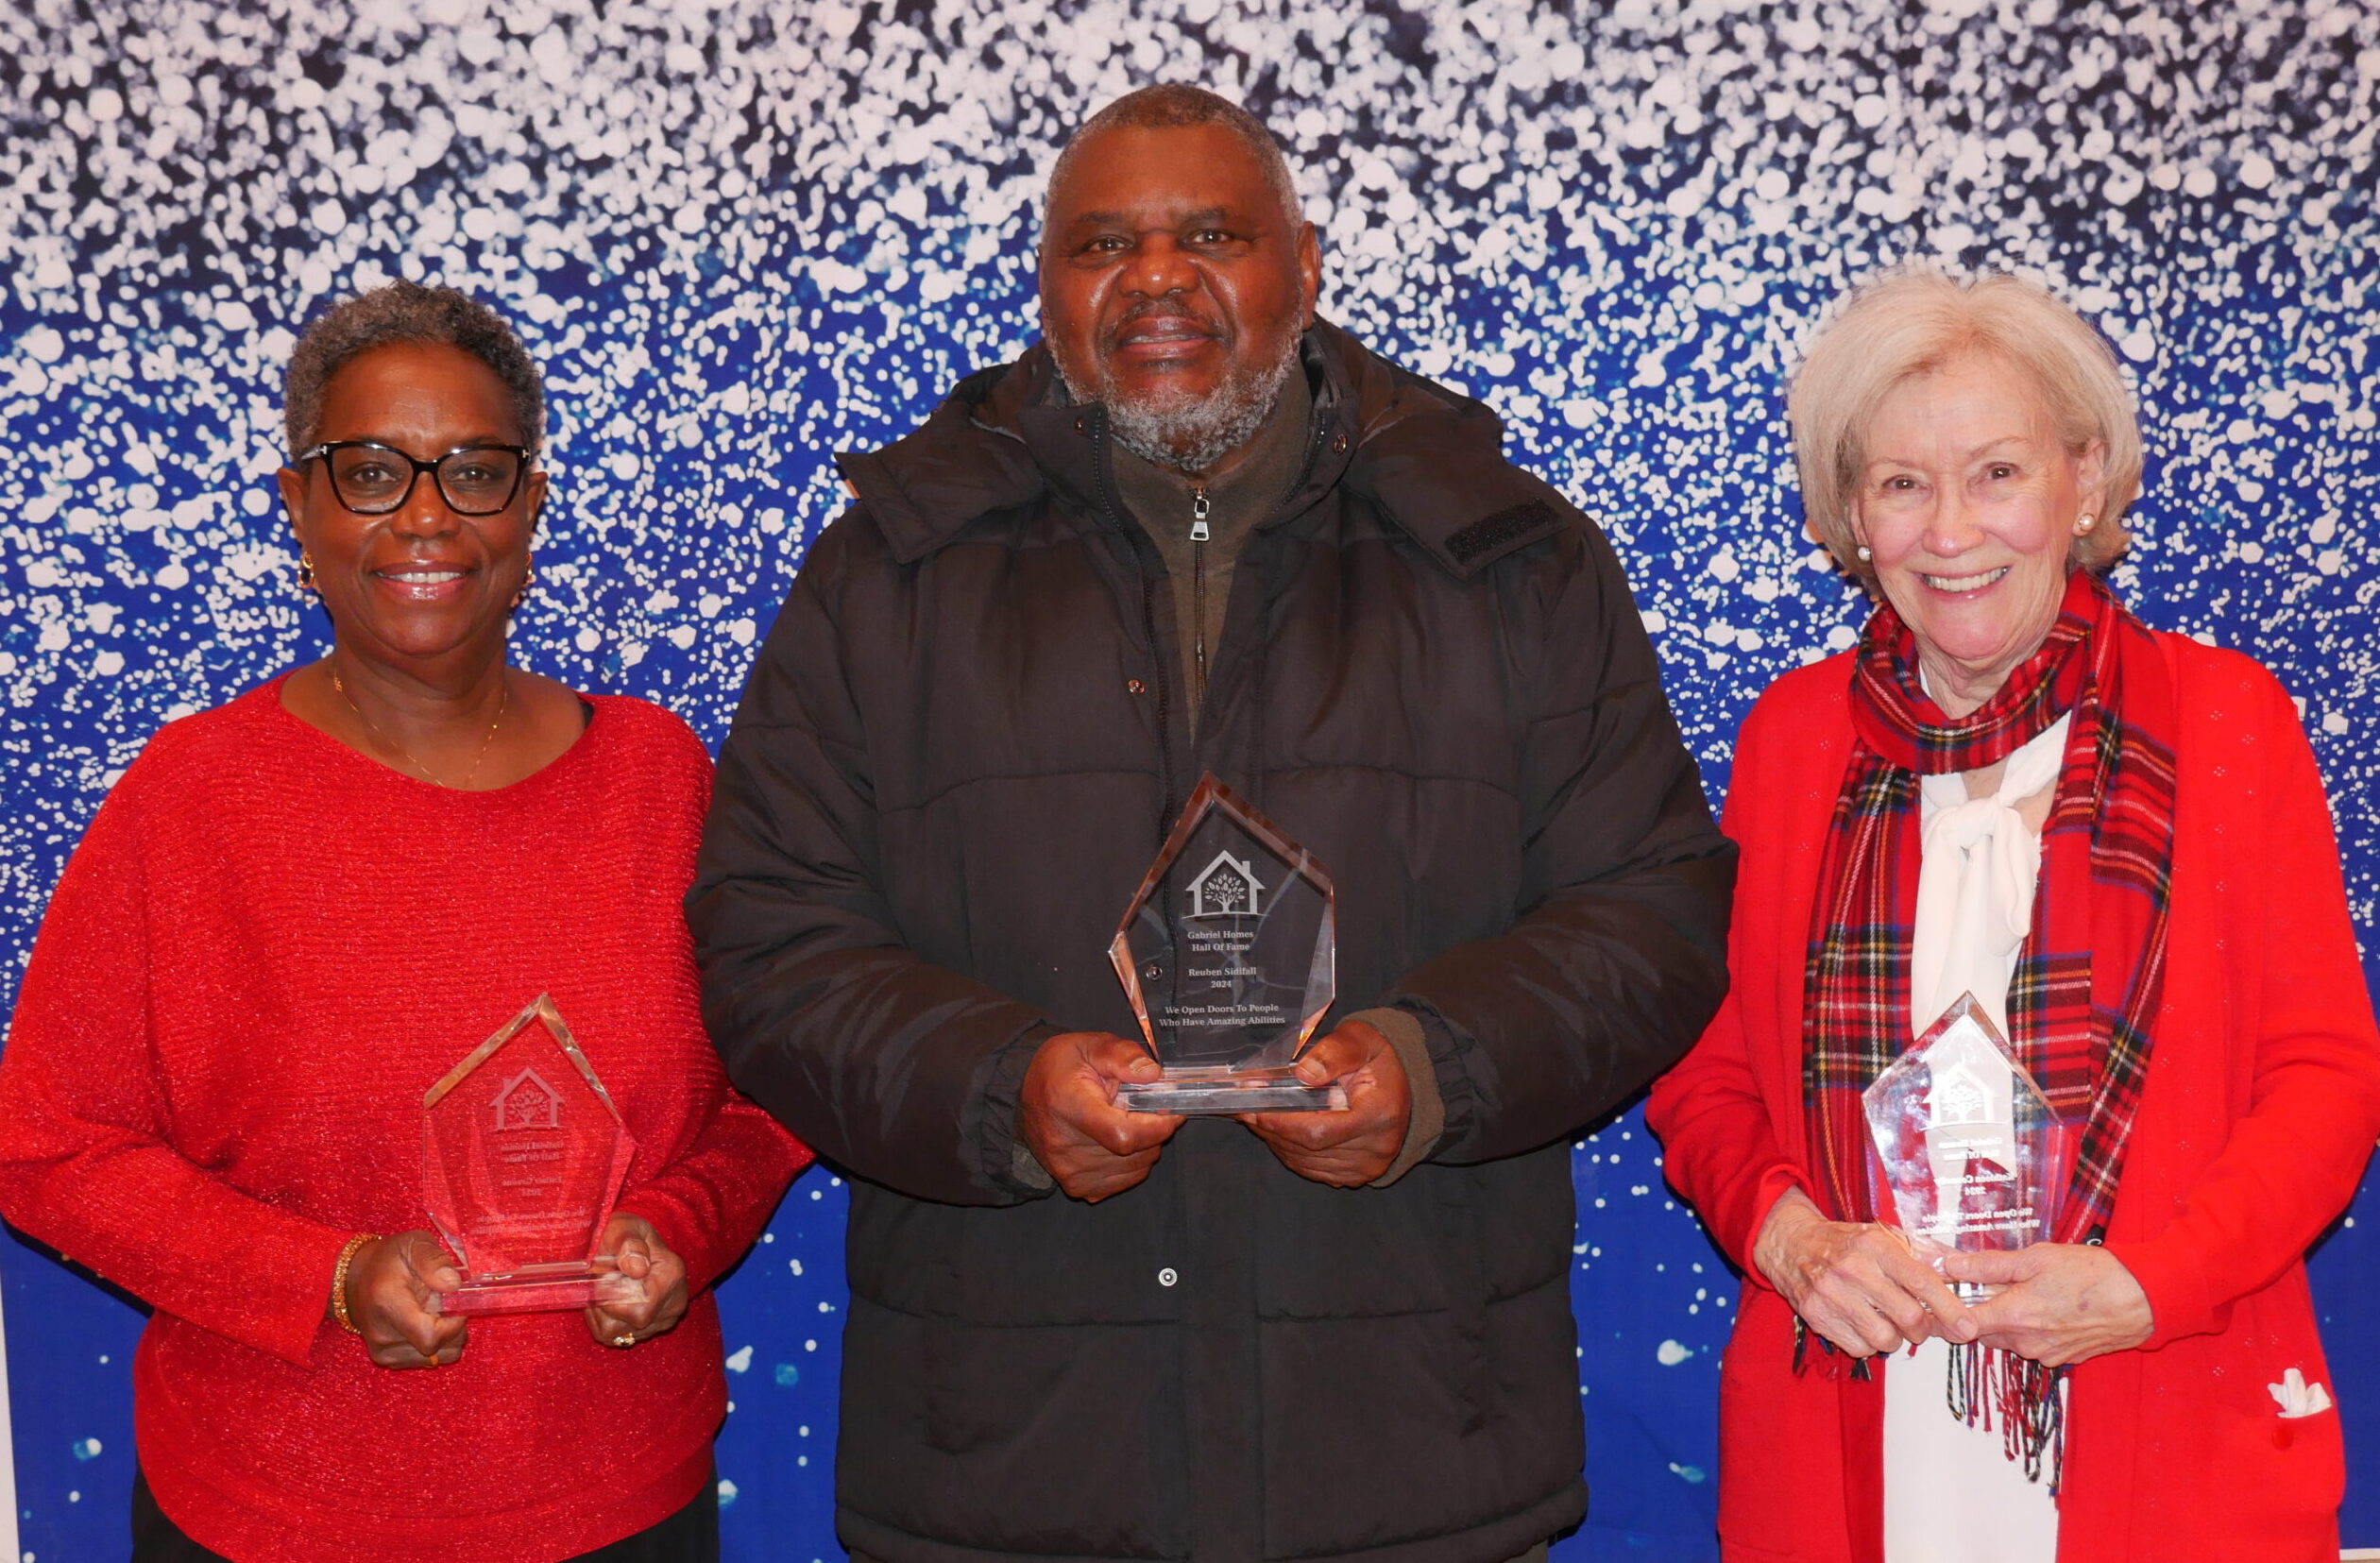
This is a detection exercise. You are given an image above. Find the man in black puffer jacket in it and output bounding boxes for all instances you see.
[690,85,1735,1563]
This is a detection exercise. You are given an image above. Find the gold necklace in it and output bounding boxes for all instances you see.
[328,658,510,790]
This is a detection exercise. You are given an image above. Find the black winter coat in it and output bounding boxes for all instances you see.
[690,323,1735,1563]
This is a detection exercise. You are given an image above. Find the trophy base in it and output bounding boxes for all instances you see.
[437,1257,633,1317]
[1116,1068,1349,1115]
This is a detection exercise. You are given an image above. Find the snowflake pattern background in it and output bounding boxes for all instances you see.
[2,1,2377,1556]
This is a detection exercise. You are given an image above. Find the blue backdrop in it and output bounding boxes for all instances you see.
[2,2,2375,1558]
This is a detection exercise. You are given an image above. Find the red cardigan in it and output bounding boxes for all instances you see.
[1646,632,2380,1562]
[0,680,811,1563]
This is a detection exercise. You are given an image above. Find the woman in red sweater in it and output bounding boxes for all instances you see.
[1645,270,2380,1560]
[0,282,810,1562]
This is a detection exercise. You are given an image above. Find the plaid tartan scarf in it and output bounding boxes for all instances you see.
[1800,568,2178,1480]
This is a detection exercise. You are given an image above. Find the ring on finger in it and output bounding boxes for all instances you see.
[612,1332,637,1349]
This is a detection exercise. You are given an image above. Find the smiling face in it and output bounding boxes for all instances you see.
[1039,121,1320,474]
[1852,351,2107,715]
[278,341,545,673]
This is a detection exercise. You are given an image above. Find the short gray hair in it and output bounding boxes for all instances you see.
[1045,85,1302,235]
[1788,268,2142,581]
[283,281,544,456]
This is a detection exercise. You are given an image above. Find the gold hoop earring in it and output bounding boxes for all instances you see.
[512,561,535,610]
[298,551,318,593]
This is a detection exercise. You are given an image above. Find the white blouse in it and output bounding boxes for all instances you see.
[1881,711,2069,1563]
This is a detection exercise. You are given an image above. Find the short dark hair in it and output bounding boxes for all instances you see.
[282,281,544,456]
[1046,85,1302,233]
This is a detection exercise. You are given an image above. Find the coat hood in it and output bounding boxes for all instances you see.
[833,319,1565,578]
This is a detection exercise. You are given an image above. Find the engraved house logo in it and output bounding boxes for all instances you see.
[492,1066,565,1131]
[1185,850,1266,919]
[1921,1026,2008,1130]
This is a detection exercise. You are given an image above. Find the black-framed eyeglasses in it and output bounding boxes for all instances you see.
[295,441,534,517]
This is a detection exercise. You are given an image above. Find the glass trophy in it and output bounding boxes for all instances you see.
[422,994,640,1316]
[1862,992,2057,1297]
[1108,773,1346,1114]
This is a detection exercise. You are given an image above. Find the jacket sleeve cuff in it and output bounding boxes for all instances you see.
[978,1023,1060,1200]
[1009,1138,1055,1192]
[1729,1167,1810,1288]
[1346,1007,1443,1186]
[2103,1232,2223,1349]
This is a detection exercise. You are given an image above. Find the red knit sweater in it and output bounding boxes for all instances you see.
[0,678,811,1563]
[1646,633,2380,1561]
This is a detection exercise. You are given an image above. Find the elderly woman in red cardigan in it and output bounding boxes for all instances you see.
[0,283,810,1562]
[1646,269,2380,1562]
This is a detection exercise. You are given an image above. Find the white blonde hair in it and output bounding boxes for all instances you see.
[1788,268,2143,582]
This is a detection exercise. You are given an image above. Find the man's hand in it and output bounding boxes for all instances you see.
[1942,1242,2152,1368]
[1238,1020,1411,1187]
[1017,1030,1183,1201]
[1751,1189,1975,1357]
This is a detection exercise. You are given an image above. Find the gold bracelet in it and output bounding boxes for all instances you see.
[331,1232,380,1336]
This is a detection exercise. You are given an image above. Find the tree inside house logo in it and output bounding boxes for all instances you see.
[492,1065,565,1130]
[1185,849,1266,919]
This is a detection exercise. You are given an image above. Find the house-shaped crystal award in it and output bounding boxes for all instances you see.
[422,994,638,1315]
[1108,773,1343,1113]
[1862,992,2057,1295]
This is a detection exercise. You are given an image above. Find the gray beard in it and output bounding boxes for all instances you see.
[1058,321,1304,474]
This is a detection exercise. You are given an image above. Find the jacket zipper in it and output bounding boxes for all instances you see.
[1087,412,1179,840]
[1189,485,1211,713]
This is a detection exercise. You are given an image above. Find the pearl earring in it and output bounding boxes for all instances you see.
[2075,513,2098,535]
[1855,543,1873,563]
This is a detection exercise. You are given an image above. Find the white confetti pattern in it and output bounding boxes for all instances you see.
[2,3,2375,1556]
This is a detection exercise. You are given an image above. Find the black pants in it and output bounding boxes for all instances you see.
[130,1469,721,1562]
